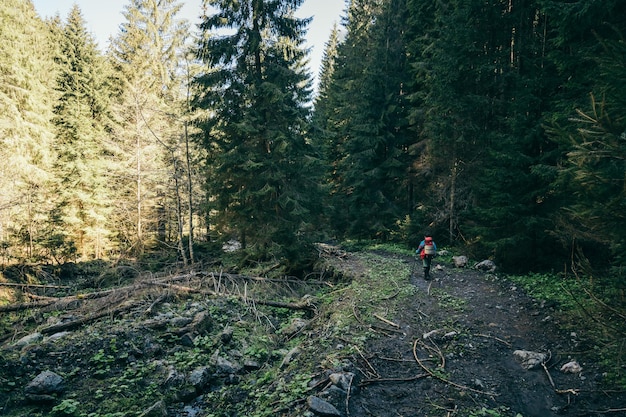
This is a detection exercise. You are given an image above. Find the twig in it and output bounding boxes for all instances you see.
[373,314,400,328]
[475,333,512,348]
[354,345,379,379]
[541,362,556,389]
[345,373,353,417]
[542,360,580,396]
[412,339,497,396]
[360,374,427,385]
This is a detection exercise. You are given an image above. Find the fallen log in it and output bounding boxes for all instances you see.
[147,281,316,311]
[39,300,140,335]
[0,300,57,313]
[0,282,71,289]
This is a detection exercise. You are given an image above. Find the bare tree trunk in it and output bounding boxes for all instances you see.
[174,158,188,266]
[184,122,194,264]
[449,156,457,242]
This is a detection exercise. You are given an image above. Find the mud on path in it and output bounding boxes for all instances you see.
[346,259,626,417]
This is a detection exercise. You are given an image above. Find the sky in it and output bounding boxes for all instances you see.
[31,0,346,91]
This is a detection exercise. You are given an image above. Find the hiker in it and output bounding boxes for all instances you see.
[416,236,437,280]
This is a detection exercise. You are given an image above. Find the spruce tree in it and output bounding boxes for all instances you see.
[109,0,191,258]
[194,0,319,265]
[321,0,414,240]
[47,5,115,261]
[0,0,57,261]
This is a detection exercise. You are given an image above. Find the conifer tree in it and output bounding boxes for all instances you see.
[321,0,414,240]
[0,0,57,261]
[194,0,319,265]
[47,5,115,261]
[109,0,192,258]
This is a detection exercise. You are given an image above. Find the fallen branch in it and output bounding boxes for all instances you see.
[39,300,141,335]
[0,282,70,289]
[373,313,400,328]
[412,339,497,396]
[0,299,56,313]
[475,333,512,348]
[360,374,427,385]
[147,281,315,311]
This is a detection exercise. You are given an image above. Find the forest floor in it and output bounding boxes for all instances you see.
[1,247,625,417]
[339,252,626,417]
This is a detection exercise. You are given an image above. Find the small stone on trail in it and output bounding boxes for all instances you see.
[513,350,547,370]
[307,395,341,416]
[560,360,582,373]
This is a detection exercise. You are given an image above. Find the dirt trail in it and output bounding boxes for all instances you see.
[348,261,626,417]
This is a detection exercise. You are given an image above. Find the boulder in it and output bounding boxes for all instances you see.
[475,260,497,272]
[14,332,43,348]
[24,370,64,402]
[307,395,341,416]
[452,256,468,268]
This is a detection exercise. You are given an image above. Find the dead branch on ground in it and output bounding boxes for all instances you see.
[39,300,142,335]
[147,281,316,311]
[412,339,497,396]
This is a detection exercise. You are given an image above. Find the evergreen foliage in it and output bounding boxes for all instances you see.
[108,0,193,258]
[193,0,320,265]
[0,0,57,261]
[0,0,624,281]
[48,5,115,261]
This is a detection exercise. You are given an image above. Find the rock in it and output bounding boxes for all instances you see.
[215,356,241,375]
[170,316,193,328]
[280,346,301,369]
[180,333,195,347]
[423,329,441,340]
[280,317,308,337]
[220,326,234,344]
[329,372,355,391]
[244,360,261,371]
[24,370,64,402]
[307,395,341,416]
[513,350,547,370]
[189,366,212,390]
[452,256,468,268]
[164,365,185,387]
[14,332,43,348]
[138,400,168,417]
[179,311,212,335]
[475,259,497,272]
[560,360,582,374]
[47,331,71,341]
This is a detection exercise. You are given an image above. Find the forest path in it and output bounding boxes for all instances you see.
[343,257,625,417]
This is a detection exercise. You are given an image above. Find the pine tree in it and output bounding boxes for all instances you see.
[47,5,115,261]
[321,0,414,240]
[194,0,319,265]
[0,0,57,261]
[109,0,192,258]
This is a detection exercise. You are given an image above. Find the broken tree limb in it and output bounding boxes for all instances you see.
[0,300,57,313]
[39,300,140,335]
[360,374,428,385]
[373,314,400,328]
[147,281,316,311]
[0,282,71,289]
[412,339,497,396]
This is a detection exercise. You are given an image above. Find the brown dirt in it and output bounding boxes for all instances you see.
[346,258,626,417]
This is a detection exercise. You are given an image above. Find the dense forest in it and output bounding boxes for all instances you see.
[1,0,625,285]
